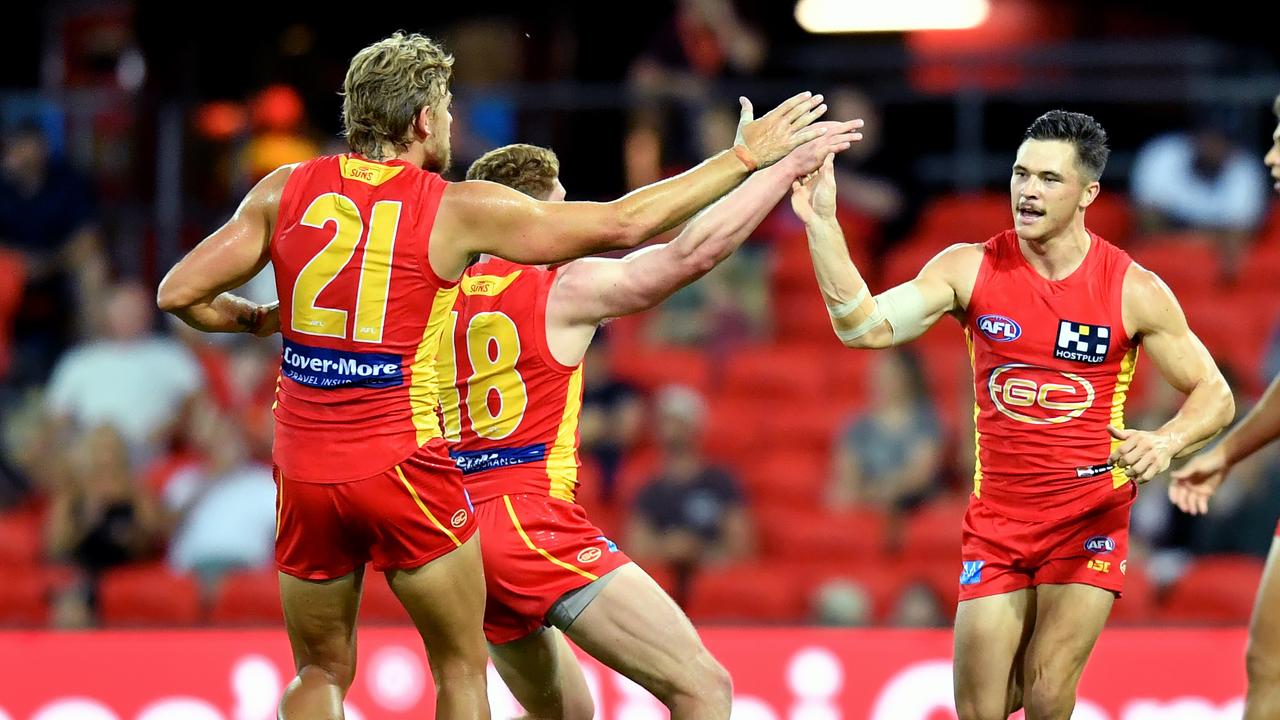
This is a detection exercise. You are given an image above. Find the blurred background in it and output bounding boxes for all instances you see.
[1,0,1278,646]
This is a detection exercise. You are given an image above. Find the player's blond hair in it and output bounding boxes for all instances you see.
[342,32,453,160]
[466,144,561,200]
[1273,93,1280,118]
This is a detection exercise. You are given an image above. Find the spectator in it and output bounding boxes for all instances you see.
[43,282,203,467]
[890,580,947,628]
[627,385,753,600]
[826,87,905,228]
[0,122,108,384]
[828,349,942,512]
[1130,121,1268,278]
[578,335,645,503]
[166,410,276,592]
[44,424,162,625]
[812,578,873,627]
[625,0,766,188]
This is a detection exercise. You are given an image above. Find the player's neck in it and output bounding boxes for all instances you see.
[1018,223,1091,281]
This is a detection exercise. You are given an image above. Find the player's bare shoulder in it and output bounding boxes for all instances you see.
[1120,261,1182,338]
[921,242,986,311]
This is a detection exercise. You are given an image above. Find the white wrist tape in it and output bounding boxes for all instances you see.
[834,303,884,342]
[826,286,868,320]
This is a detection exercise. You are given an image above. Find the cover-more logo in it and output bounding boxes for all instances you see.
[988,363,1096,425]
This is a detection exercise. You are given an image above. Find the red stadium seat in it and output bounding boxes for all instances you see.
[722,344,829,403]
[1157,555,1264,624]
[99,564,203,626]
[0,569,52,626]
[0,249,26,378]
[1084,193,1134,247]
[742,449,829,512]
[702,398,767,460]
[914,193,1014,244]
[612,346,710,395]
[209,570,282,625]
[1127,233,1219,297]
[793,557,902,622]
[882,237,948,288]
[0,509,43,568]
[773,289,845,344]
[755,505,889,563]
[900,496,968,561]
[685,561,807,623]
[1107,560,1156,626]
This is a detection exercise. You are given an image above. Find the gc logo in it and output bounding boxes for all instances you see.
[988,363,1095,425]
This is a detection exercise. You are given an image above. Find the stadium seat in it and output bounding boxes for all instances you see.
[1127,233,1219,297]
[1084,193,1134,247]
[0,249,26,379]
[0,508,43,568]
[742,449,829,512]
[900,496,968,561]
[914,193,1014,244]
[99,564,203,626]
[0,568,52,626]
[612,346,710,395]
[755,505,889,563]
[882,237,948,288]
[1107,560,1156,626]
[722,344,828,403]
[209,570,282,625]
[1157,555,1264,624]
[792,557,902,622]
[685,561,807,623]
[703,398,766,460]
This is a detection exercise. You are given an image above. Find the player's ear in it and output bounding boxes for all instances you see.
[413,105,433,141]
[1080,180,1100,210]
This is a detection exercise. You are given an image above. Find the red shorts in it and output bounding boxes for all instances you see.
[958,488,1134,601]
[476,494,631,644]
[274,441,477,581]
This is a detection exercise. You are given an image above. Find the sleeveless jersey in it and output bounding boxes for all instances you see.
[271,154,458,482]
[436,257,584,504]
[965,229,1139,521]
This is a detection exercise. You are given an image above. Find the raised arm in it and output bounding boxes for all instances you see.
[428,94,860,279]
[156,166,289,335]
[545,125,862,330]
[792,154,975,349]
[1108,265,1234,485]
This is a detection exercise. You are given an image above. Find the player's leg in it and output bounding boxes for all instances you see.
[273,472,367,720]
[562,563,732,720]
[488,627,594,720]
[278,568,364,720]
[952,589,1036,720]
[1018,583,1113,720]
[1244,535,1280,720]
[387,534,491,720]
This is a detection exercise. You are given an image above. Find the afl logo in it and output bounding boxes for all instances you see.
[977,314,1022,342]
[989,363,1095,425]
[1084,536,1116,554]
[577,547,602,564]
[450,510,468,528]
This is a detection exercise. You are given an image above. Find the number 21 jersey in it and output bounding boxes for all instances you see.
[270,154,459,482]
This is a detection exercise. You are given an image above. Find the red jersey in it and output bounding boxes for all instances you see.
[435,257,584,504]
[271,154,459,482]
[965,229,1139,521]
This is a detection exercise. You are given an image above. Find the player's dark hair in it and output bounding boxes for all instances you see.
[1023,110,1110,181]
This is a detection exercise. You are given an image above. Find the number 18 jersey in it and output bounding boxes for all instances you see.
[436,257,585,505]
[271,154,459,482]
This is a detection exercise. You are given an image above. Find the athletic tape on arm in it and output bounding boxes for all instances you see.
[877,283,930,344]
